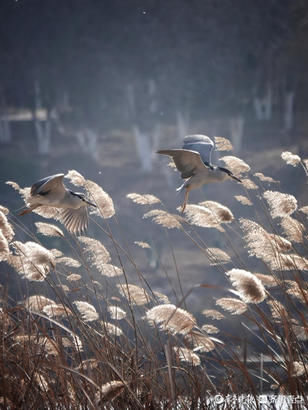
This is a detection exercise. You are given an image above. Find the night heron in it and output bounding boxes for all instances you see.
[157,134,242,212]
[20,173,96,234]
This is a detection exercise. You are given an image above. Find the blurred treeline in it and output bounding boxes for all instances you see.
[1,0,308,133]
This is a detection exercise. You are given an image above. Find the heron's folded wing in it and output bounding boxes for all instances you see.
[58,207,89,234]
[157,149,206,178]
[31,174,66,196]
[183,135,214,166]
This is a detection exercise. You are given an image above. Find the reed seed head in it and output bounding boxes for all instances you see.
[146,304,196,335]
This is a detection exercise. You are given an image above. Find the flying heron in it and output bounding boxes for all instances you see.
[20,173,96,234]
[157,135,242,213]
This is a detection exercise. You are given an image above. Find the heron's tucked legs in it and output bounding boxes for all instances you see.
[181,186,191,213]
[19,205,39,216]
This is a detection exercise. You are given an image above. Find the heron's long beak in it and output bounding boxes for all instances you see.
[230,174,242,183]
[85,199,97,207]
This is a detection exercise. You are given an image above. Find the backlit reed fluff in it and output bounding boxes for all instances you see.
[219,155,250,175]
[254,172,278,183]
[182,204,224,230]
[0,210,14,242]
[23,295,55,312]
[79,235,111,263]
[263,190,297,219]
[187,330,215,352]
[255,273,278,288]
[199,200,234,223]
[0,231,9,262]
[201,324,219,334]
[66,273,82,282]
[43,304,73,318]
[56,256,81,268]
[207,247,231,265]
[226,268,266,303]
[66,169,115,218]
[146,304,196,335]
[100,321,123,337]
[173,346,200,366]
[201,309,225,320]
[299,205,308,216]
[108,305,127,320]
[95,381,125,406]
[126,192,161,205]
[134,241,151,249]
[239,218,297,269]
[153,290,170,304]
[280,216,305,243]
[286,280,308,303]
[79,236,123,277]
[235,195,253,206]
[0,205,9,215]
[10,241,55,281]
[241,178,258,190]
[86,179,115,219]
[117,284,150,306]
[73,301,99,322]
[143,209,183,230]
[35,222,64,238]
[281,151,301,167]
[216,297,247,315]
[214,136,233,151]
[292,362,306,377]
[267,299,287,320]
[66,169,86,186]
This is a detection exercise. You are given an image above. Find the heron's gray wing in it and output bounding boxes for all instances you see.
[183,135,214,166]
[31,174,65,196]
[58,207,89,234]
[157,149,207,179]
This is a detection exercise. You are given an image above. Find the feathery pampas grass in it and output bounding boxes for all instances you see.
[146,304,196,335]
[214,136,233,151]
[143,209,183,229]
[226,268,266,303]
[219,155,250,175]
[216,297,247,315]
[263,190,297,218]
[127,192,161,205]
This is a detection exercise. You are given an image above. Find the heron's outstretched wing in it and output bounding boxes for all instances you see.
[157,149,207,179]
[58,207,89,234]
[183,135,214,167]
[31,174,66,196]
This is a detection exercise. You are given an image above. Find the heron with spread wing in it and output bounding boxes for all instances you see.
[20,173,96,234]
[157,135,242,212]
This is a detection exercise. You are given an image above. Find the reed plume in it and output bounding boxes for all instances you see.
[219,155,250,175]
[216,297,247,315]
[127,192,161,205]
[0,210,14,242]
[214,136,233,151]
[226,268,266,303]
[173,346,200,366]
[146,304,196,335]
[263,190,297,218]
[281,151,301,167]
[201,309,225,320]
[117,284,150,305]
[86,179,115,218]
[143,209,183,229]
[73,301,99,322]
[95,381,125,406]
[234,195,253,206]
[108,305,127,320]
[35,222,64,237]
